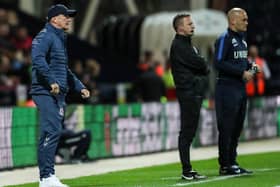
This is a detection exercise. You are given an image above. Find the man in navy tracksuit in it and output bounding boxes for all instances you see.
[30,4,90,187]
[214,8,259,175]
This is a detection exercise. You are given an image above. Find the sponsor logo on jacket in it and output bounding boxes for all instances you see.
[234,50,248,59]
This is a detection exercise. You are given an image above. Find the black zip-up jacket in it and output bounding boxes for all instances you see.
[214,28,250,84]
[170,34,209,96]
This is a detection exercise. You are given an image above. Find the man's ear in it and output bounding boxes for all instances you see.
[51,16,58,24]
[53,17,57,23]
[177,26,183,33]
[230,18,236,26]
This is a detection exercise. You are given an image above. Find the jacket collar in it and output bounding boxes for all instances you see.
[175,34,191,43]
[227,28,245,38]
[45,23,66,39]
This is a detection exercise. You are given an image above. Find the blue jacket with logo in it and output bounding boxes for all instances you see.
[214,28,251,83]
[30,23,85,95]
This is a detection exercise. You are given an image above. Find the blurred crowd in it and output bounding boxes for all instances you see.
[67,58,101,104]
[0,8,33,106]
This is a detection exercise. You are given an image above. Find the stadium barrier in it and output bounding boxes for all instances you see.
[0,96,279,170]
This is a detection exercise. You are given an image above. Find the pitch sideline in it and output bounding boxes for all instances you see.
[171,168,278,186]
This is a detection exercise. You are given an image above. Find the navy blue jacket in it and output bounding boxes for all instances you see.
[30,23,85,95]
[214,28,251,83]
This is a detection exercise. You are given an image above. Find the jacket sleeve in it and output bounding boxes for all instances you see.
[174,42,208,74]
[214,34,245,77]
[31,33,56,86]
[67,68,86,92]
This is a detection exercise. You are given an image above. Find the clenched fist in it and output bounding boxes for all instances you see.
[50,83,60,95]
[81,89,90,99]
[242,71,254,82]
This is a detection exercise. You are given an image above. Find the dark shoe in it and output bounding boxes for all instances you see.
[182,171,207,180]
[220,165,253,175]
[181,172,194,180]
[232,165,253,174]
[220,166,240,175]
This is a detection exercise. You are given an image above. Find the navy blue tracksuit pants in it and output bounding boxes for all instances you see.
[215,79,247,167]
[32,94,65,179]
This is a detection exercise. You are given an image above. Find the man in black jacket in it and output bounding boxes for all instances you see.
[170,14,209,180]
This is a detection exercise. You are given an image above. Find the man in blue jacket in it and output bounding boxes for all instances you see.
[214,8,259,176]
[30,4,90,187]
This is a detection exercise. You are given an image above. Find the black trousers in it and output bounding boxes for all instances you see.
[177,91,203,172]
[57,129,91,160]
[215,81,247,167]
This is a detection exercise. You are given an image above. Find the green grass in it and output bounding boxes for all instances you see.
[6,151,280,187]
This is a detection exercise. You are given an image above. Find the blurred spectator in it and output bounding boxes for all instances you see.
[10,50,31,85]
[6,10,19,26]
[72,60,84,79]
[133,62,166,102]
[0,22,14,50]
[138,50,165,76]
[163,60,176,100]
[154,60,164,77]
[66,60,86,104]
[67,59,101,104]
[152,51,165,77]
[246,45,271,96]
[0,8,8,24]
[0,22,10,39]
[83,59,101,104]
[137,50,153,71]
[0,53,12,86]
[0,53,16,105]
[11,25,32,52]
[55,126,91,164]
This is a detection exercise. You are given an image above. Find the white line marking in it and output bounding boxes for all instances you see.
[169,168,278,186]
[174,175,247,186]
[161,168,278,181]
[255,168,278,172]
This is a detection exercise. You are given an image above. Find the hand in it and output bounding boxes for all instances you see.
[242,71,254,82]
[81,89,90,99]
[50,83,60,95]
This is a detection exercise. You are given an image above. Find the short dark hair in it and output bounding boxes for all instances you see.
[172,14,190,31]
